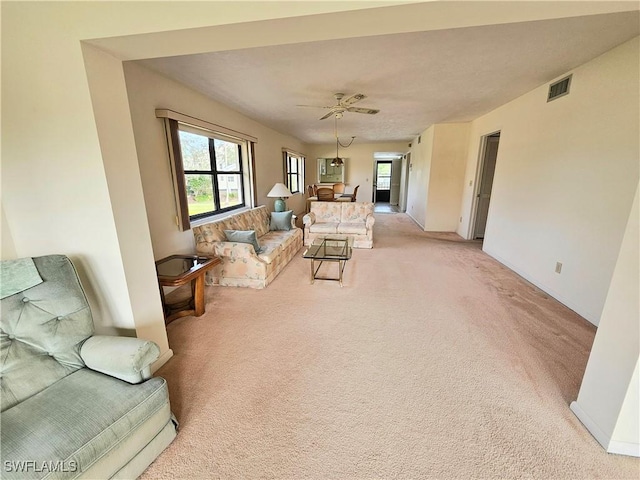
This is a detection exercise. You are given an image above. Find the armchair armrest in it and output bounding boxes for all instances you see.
[80,335,160,384]
[365,214,376,229]
[303,212,316,226]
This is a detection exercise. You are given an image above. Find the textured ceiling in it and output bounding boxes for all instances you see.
[137,11,639,144]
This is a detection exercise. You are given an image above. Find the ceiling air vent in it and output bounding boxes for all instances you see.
[547,74,572,102]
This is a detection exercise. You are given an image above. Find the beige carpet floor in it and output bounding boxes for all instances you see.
[142,213,639,479]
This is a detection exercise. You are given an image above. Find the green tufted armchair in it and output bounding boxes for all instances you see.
[0,255,176,479]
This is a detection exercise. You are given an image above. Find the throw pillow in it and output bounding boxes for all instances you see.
[224,230,263,254]
[270,210,293,231]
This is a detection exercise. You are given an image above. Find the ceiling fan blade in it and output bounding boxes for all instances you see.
[347,107,380,115]
[319,111,335,120]
[296,104,333,109]
[341,93,366,106]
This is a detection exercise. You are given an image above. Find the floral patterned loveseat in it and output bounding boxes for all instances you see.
[193,206,302,289]
[303,202,375,248]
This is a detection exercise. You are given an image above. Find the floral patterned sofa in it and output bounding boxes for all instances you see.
[193,205,302,289]
[303,202,375,248]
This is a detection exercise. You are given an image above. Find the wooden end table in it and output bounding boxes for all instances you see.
[155,254,221,324]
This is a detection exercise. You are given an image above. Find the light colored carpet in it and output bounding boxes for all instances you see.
[142,213,639,479]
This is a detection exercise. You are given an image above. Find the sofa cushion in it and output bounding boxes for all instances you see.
[309,222,339,234]
[341,202,374,222]
[337,222,368,235]
[224,230,263,254]
[270,210,293,231]
[0,368,169,479]
[192,206,271,244]
[311,202,342,222]
[0,258,43,300]
[256,242,282,264]
[193,222,227,243]
[1,255,93,412]
[258,230,302,264]
[245,206,270,237]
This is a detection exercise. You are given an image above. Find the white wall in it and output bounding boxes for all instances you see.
[425,124,470,231]
[458,37,639,325]
[123,62,308,259]
[306,142,408,203]
[406,127,435,228]
[82,44,171,351]
[1,206,17,260]
[2,5,140,336]
[571,180,639,456]
[405,123,470,231]
[612,361,639,449]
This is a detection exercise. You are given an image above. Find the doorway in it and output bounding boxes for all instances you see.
[472,132,500,240]
[373,161,392,203]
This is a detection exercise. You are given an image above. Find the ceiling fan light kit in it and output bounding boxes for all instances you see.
[331,115,355,167]
[298,92,378,165]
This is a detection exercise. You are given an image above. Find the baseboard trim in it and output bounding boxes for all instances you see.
[570,401,610,449]
[406,212,425,230]
[608,439,640,457]
[151,348,174,373]
[482,247,599,326]
[570,401,640,457]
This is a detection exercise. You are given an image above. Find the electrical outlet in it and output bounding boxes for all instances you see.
[469,180,473,187]
[555,262,563,274]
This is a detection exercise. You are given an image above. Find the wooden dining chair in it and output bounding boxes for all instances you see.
[317,187,335,201]
[350,185,360,202]
[307,185,315,197]
[333,182,345,194]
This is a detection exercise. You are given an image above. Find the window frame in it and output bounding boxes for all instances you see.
[180,127,245,221]
[283,149,305,195]
[164,117,256,231]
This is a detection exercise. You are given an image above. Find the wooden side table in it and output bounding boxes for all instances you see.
[155,255,221,324]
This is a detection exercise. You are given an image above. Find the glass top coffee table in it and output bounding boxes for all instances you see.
[302,238,352,287]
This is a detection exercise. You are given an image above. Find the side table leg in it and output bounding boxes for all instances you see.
[310,259,315,284]
[193,273,206,316]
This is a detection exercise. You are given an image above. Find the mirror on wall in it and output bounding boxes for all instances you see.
[317,158,346,184]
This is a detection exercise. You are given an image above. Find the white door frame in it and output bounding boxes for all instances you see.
[468,130,501,240]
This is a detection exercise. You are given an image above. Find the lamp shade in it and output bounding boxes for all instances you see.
[267,183,292,212]
[267,183,292,198]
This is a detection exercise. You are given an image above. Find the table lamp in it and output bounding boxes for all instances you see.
[267,183,292,212]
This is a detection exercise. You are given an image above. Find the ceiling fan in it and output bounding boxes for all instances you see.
[297,93,380,120]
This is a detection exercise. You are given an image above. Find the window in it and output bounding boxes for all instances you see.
[178,126,245,221]
[158,109,257,231]
[284,150,305,194]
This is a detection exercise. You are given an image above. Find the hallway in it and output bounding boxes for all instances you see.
[373,202,400,214]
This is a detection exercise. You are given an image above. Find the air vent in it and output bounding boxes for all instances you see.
[548,74,572,102]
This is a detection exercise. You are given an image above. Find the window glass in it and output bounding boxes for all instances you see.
[284,152,304,194]
[214,139,241,171]
[179,131,211,170]
[217,174,243,209]
[177,125,246,221]
[185,174,216,217]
